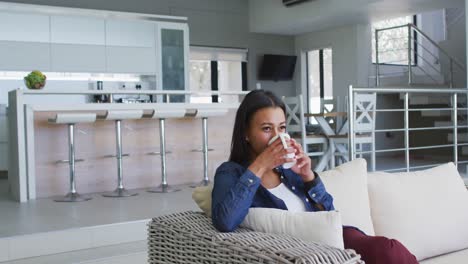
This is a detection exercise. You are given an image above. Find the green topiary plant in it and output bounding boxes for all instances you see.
[24,70,46,89]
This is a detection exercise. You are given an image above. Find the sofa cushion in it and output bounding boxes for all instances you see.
[319,158,375,235]
[368,162,468,261]
[192,185,213,218]
[240,207,344,249]
[419,248,468,264]
[193,187,345,249]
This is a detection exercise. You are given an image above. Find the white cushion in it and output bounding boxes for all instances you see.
[420,248,468,264]
[192,185,213,218]
[241,207,344,249]
[368,162,468,261]
[319,158,375,235]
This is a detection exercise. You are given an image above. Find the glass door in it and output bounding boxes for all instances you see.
[156,22,189,102]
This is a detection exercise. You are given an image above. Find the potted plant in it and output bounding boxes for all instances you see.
[24,70,46,89]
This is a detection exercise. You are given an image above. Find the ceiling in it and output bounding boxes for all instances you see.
[249,0,465,35]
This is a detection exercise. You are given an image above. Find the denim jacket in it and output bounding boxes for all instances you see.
[211,161,334,232]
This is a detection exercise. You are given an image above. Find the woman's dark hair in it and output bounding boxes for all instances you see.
[229,89,286,165]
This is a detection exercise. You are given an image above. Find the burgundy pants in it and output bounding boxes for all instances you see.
[343,227,419,264]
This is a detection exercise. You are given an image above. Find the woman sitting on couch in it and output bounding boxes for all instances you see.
[211,89,418,264]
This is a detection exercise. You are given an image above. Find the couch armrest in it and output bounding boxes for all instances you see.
[148,211,362,264]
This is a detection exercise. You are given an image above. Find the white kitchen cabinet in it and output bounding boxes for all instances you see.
[156,22,189,102]
[51,44,106,72]
[106,19,155,48]
[0,41,50,71]
[0,11,189,77]
[0,12,50,43]
[106,46,156,74]
[105,19,157,74]
[51,15,105,45]
[49,15,106,72]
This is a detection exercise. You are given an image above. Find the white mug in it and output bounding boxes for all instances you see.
[268,133,296,169]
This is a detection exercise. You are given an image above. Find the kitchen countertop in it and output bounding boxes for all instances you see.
[8,89,243,202]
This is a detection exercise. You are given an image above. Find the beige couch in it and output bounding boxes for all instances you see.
[187,158,468,263]
[319,159,468,263]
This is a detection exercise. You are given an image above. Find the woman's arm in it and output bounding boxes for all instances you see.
[211,163,260,232]
[303,172,334,211]
[288,139,334,211]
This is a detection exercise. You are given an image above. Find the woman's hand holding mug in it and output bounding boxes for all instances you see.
[247,133,295,178]
[289,138,315,182]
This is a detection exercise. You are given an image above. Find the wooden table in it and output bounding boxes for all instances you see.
[304,112,348,171]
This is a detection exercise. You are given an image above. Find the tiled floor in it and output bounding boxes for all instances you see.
[1,241,147,264]
[0,181,198,238]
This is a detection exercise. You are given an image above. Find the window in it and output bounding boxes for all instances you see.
[372,15,417,65]
[189,61,211,103]
[306,48,333,123]
[189,46,247,103]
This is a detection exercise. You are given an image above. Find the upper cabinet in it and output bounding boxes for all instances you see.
[0,12,51,71]
[0,10,189,81]
[105,19,157,74]
[0,12,50,43]
[51,16,105,45]
[105,19,155,48]
[156,22,189,101]
[50,15,106,72]
[51,44,106,72]
[0,42,51,71]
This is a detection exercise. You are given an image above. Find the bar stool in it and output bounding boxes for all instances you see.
[147,108,186,193]
[48,113,97,202]
[101,110,143,197]
[189,108,228,187]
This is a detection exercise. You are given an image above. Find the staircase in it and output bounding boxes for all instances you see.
[372,16,468,163]
[374,22,465,89]
[372,20,466,116]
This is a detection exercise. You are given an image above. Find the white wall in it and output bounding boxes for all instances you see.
[295,24,371,98]
[440,8,467,87]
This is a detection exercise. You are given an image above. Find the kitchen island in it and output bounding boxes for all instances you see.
[8,89,243,202]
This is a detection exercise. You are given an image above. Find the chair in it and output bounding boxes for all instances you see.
[48,113,96,202]
[189,108,228,187]
[147,108,186,193]
[100,110,144,197]
[329,93,376,171]
[282,95,328,171]
[321,97,348,131]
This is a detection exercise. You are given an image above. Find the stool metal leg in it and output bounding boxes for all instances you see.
[55,123,92,202]
[191,117,210,187]
[103,120,138,197]
[148,118,180,193]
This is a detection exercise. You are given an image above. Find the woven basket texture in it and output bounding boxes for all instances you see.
[148,211,363,264]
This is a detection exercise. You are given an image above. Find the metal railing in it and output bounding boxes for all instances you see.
[375,23,465,88]
[348,85,468,173]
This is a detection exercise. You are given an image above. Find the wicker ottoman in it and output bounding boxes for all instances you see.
[148,211,363,264]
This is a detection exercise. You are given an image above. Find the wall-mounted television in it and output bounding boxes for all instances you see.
[258,54,297,81]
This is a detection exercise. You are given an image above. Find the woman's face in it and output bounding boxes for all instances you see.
[246,107,286,158]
